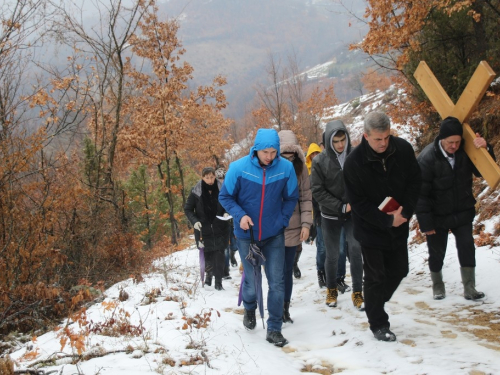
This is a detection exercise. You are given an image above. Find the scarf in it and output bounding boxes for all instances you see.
[201,180,219,223]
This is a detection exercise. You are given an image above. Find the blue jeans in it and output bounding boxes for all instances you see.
[236,233,285,332]
[316,225,325,271]
[225,227,239,269]
[229,227,238,252]
[284,246,297,302]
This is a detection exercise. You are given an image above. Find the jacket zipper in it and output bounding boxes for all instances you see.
[367,144,395,173]
[258,169,266,241]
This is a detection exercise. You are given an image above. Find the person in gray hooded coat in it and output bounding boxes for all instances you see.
[311,120,364,311]
[278,130,313,324]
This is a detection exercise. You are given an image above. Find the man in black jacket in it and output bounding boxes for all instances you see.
[344,112,421,342]
[415,116,495,301]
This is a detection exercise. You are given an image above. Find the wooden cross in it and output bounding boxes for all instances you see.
[414,61,500,190]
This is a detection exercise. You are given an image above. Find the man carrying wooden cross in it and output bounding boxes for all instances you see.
[415,116,496,301]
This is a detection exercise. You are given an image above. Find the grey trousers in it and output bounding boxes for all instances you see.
[321,215,363,292]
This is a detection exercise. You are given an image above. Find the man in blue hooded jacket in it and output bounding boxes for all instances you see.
[219,128,299,347]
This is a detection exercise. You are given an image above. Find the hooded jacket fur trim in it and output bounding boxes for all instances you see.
[278,130,313,246]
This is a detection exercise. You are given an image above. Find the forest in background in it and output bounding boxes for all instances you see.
[1,0,500,343]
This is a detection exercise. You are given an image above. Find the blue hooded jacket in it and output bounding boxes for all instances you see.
[219,128,299,241]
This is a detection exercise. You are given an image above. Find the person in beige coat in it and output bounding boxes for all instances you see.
[278,130,313,323]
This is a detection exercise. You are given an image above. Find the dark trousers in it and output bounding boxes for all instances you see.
[426,222,475,272]
[205,250,225,280]
[322,216,363,292]
[362,244,409,332]
[284,245,297,302]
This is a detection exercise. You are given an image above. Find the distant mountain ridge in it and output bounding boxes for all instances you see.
[158,0,367,119]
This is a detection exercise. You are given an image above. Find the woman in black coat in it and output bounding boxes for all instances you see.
[184,167,229,290]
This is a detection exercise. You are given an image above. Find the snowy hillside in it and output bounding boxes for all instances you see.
[8,234,500,374]
[227,85,419,162]
[321,86,422,147]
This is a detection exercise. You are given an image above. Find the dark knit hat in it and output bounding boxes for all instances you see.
[439,116,463,140]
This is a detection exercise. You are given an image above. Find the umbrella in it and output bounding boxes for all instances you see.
[195,229,205,286]
[246,226,266,328]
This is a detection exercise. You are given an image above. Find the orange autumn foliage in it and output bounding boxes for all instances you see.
[360,68,392,93]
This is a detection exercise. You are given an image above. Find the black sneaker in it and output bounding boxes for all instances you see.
[337,277,351,294]
[373,327,397,342]
[282,302,293,324]
[266,331,288,347]
[215,281,224,291]
[222,275,232,280]
[293,264,301,279]
[204,273,213,287]
[230,251,238,267]
[243,309,256,330]
[317,270,326,288]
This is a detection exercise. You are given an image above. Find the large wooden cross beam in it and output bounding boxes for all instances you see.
[414,61,500,190]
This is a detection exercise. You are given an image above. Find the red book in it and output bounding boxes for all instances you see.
[378,196,400,213]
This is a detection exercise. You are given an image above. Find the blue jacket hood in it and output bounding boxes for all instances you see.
[249,128,280,156]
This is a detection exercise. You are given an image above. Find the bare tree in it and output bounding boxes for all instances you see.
[346,72,364,96]
[254,53,289,130]
[0,0,49,140]
[284,49,306,130]
[253,51,338,147]
[49,0,153,213]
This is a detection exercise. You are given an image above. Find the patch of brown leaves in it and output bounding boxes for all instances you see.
[445,308,500,351]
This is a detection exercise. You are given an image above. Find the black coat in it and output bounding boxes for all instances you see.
[343,135,422,250]
[184,180,229,252]
[311,120,352,219]
[415,137,495,232]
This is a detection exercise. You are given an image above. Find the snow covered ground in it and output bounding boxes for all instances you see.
[8,224,500,375]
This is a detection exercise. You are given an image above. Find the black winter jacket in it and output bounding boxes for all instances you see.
[344,135,422,249]
[311,120,352,219]
[415,137,495,232]
[184,180,229,252]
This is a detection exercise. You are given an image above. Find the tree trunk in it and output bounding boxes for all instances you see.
[159,140,178,245]
[175,153,187,209]
[141,172,151,249]
[471,1,488,61]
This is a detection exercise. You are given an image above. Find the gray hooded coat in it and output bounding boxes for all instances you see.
[278,130,313,247]
[311,120,352,219]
